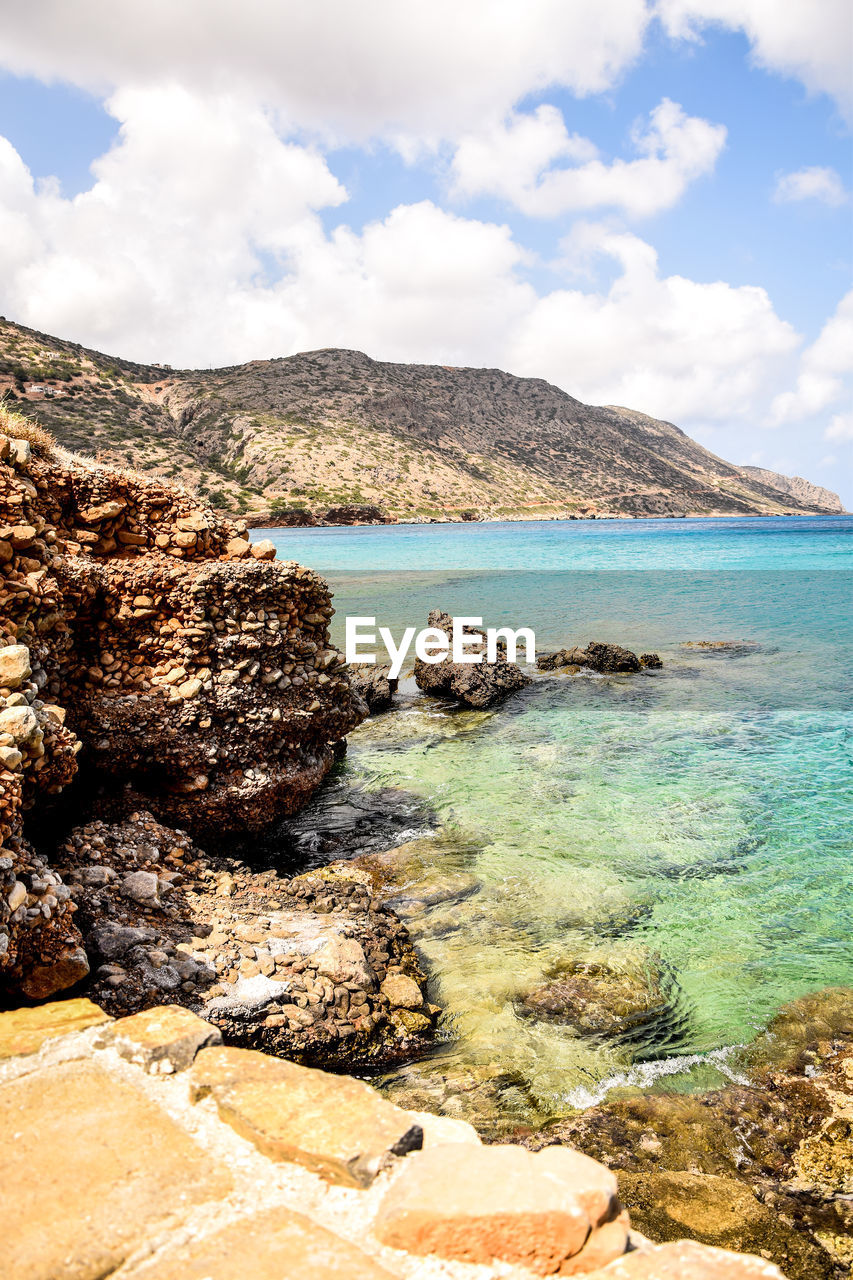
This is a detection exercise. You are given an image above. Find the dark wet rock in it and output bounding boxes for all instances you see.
[320,504,395,525]
[519,987,853,1279]
[537,643,660,673]
[414,610,528,708]
[347,663,398,713]
[537,647,589,671]
[583,641,642,673]
[515,957,685,1048]
[263,779,436,871]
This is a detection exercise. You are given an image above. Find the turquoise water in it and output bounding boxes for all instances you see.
[259,517,853,1129]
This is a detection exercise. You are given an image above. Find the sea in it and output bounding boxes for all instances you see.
[255,515,853,1129]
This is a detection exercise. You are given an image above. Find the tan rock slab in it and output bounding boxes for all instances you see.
[585,1239,787,1278]
[190,1045,422,1187]
[408,1109,482,1148]
[0,997,110,1060]
[0,1059,231,1280]
[125,1206,398,1279]
[559,1210,630,1275]
[372,1142,594,1274]
[536,1144,621,1225]
[99,1004,221,1073]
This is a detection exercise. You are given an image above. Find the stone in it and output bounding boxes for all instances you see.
[0,704,40,745]
[373,1143,604,1273]
[124,1206,397,1279]
[100,1005,221,1073]
[0,744,22,768]
[225,536,251,558]
[582,1239,787,1278]
[19,945,90,999]
[517,958,670,1038]
[408,1110,482,1147]
[92,921,157,958]
[313,934,375,988]
[0,643,31,689]
[78,500,126,522]
[121,869,160,904]
[250,538,277,560]
[176,510,210,532]
[559,1211,631,1275]
[0,998,110,1060]
[582,642,641,674]
[380,971,423,1009]
[0,1060,231,1280]
[190,1045,423,1187]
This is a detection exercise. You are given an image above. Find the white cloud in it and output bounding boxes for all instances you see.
[771,290,853,422]
[657,0,853,120]
[450,99,726,217]
[773,166,848,206]
[825,411,853,442]
[507,224,799,422]
[0,0,650,146]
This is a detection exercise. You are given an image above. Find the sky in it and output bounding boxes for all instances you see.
[0,2,851,504]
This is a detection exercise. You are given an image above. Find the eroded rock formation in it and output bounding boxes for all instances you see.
[0,416,366,1001]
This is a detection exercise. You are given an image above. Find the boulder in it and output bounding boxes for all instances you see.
[582,641,641,673]
[347,662,398,713]
[372,1142,624,1274]
[516,957,675,1041]
[0,644,31,690]
[190,1045,423,1187]
[414,609,528,708]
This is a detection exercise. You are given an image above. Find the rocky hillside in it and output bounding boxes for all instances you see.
[0,318,843,520]
[738,465,844,513]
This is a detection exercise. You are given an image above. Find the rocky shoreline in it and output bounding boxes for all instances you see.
[1,413,849,1279]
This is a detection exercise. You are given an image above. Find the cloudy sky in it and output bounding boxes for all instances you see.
[0,1,851,502]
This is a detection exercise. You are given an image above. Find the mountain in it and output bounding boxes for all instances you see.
[0,317,843,520]
[738,465,844,514]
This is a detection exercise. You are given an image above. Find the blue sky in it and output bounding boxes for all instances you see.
[0,1,850,502]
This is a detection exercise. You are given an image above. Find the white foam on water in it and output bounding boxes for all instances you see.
[562,1043,750,1110]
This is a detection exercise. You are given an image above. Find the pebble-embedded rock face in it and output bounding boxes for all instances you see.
[0,417,366,999]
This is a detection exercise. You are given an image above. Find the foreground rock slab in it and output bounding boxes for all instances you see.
[125,1206,397,1280]
[0,996,108,1059]
[586,1239,787,1278]
[0,1058,231,1280]
[373,1142,622,1274]
[190,1044,423,1187]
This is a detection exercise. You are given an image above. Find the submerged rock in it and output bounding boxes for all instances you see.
[414,609,528,708]
[516,957,681,1045]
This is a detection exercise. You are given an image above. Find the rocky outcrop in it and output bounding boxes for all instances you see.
[348,662,398,713]
[537,643,661,673]
[414,610,529,708]
[0,414,365,1000]
[52,810,438,1068]
[321,504,396,525]
[0,998,788,1280]
[522,988,853,1279]
[739,466,844,514]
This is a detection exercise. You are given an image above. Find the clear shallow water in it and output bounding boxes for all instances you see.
[258,518,853,1129]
